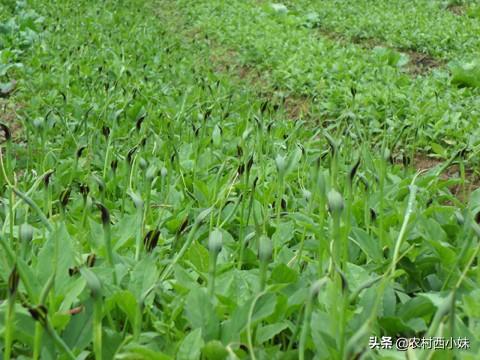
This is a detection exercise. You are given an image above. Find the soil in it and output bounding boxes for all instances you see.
[0,99,22,141]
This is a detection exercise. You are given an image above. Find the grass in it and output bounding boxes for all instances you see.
[0,0,480,359]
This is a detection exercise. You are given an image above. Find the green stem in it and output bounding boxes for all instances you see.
[4,296,15,360]
[209,253,218,297]
[93,300,103,360]
[104,222,117,285]
[33,322,43,360]
[134,205,145,262]
[133,303,142,341]
[45,322,76,360]
[246,290,268,360]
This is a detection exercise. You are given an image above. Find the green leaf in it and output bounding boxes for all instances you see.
[212,125,222,147]
[270,263,298,284]
[252,292,277,323]
[284,146,302,177]
[272,221,295,247]
[0,304,36,347]
[378,316,417,336]
[111,290,138,328]
[310,311,337,359]
[256,322,288,344]
[350,227,383,263]
[450,60,480,88]
[177,328,204,360]
[129,256,158,301]
[184,287,220,341]
[398,296,435,321]
[463,290,480,317]
[117,344,172,360]
[63,298,94,351]
[186,241,210,273]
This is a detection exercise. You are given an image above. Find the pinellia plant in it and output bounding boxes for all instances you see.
[1,0,479,359]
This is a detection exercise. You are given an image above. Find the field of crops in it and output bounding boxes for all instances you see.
[1,0,480,359]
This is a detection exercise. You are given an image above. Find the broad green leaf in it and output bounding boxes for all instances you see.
[111,290,138,328]
[177,328,204,360]
[63,298,94,351]
[256,322,288,344]
[129,256,158,302]
[186,241,210,273]
[350,228,383,263]
[270,263,298,284]
[184,287,220,341]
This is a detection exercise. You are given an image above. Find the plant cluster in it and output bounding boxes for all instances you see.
[0,0,479,359]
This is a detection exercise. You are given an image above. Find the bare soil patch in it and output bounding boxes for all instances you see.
[283,95,310,119]
[446,4,466,15]
[0,99,22,141]
[414,154,480,200]
[317,29,442,75]
[208,45,310,120]
[405,51,443,76]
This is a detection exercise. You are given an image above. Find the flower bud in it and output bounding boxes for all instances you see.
[8,266,20,296]
[208,228,223,255]
[302,189,312,201]
[327,189,344,215]
[160,167,168,178]
[20,224,34,243]
[129,191,144,209]
[96,202,110,226]
[144,229,160,252]
[29,305,48,326]
[275,154,286,175]
[310,279,327,298]
[258,235,273,262]
[33,117,44,129]
[146,165,157,181]
[139,157,148,170]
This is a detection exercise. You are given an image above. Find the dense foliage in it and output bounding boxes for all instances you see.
[0,0,479,359]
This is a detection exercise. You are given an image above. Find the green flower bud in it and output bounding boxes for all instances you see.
[258,235,273,262]
[302,189,312,201]
[160,167,168,178]
[19,224,34,243]
[33,117,44,129]
[327,189,344,215]
[139,157,148,170]
[208,228,223,254]
[310,278,327,298]
[146,165,157,181]
[275,154,286,175]
[129,191,144,209]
